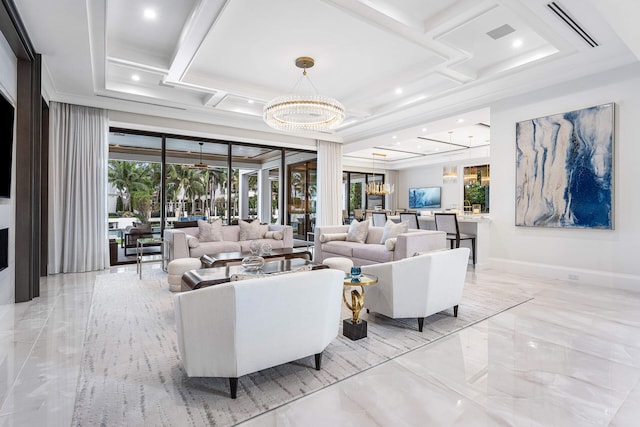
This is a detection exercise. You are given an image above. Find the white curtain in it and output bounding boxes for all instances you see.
[49,102,109,273]
[385,170,399,212]
[316,140,343,227]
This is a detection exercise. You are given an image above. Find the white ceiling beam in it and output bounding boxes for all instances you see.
[165,0,231,83]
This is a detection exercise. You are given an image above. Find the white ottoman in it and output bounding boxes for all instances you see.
[167,258,201,292]
[323,257,353,274]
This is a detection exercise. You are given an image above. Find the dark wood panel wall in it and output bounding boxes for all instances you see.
[1,0,45,302]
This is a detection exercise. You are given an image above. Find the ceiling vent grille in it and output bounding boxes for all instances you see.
[547,2,598,48]
[486,24,515,40]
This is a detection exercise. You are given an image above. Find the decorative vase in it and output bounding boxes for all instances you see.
[259,242,272,256]
[241,255,265,271]
[249,240,261,255]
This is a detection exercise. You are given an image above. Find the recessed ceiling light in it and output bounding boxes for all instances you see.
[392,135,397,139]
[395,88,403,95]
[247,99,254,104]
[457,118,465,123]
[512,38,523,48]
[421,127,427,132]
[131,74,140,81]
[143,8,157,20]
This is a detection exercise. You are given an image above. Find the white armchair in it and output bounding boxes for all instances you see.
[361,248,470,332]
[173,269,344,398]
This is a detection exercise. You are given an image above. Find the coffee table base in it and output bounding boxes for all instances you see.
[343,319,367,340]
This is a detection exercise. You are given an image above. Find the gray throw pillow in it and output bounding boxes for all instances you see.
[239,219,264,241]
[380,220,408,244]
[197,219,223,242]
[346,219,370,243]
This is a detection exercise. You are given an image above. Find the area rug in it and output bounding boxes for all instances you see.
[72,270,532,426]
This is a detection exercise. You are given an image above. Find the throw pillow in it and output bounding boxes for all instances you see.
[320,232,348,243]
[186,235,200,248]
[384,237,397,251]
[230,264,313,281]
[264,230,284,240]
[239,219,264,241]
[197,219,223,242]
[379,220,408,244]
[346,219,370,244]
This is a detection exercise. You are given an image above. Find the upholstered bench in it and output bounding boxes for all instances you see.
[167,258,201,292]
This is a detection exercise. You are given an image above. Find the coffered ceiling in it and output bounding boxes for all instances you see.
[12,0,640,168]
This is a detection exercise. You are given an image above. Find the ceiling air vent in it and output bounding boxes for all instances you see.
[486,24,515,40]
[547,1,598,47]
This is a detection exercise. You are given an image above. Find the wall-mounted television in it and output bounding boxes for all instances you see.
[0,90,15,199]
[409,187,441,209]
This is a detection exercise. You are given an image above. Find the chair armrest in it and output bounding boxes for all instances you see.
[164,229,190,261]
[394,231,446,260]
[174,285,238,377]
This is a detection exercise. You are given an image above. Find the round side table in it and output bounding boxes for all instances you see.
[342,273,377,340]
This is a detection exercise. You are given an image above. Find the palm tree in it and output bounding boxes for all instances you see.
[108,160,148,212]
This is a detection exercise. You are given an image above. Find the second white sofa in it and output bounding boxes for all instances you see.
[314,224,446,265]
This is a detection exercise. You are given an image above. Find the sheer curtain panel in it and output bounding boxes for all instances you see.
[49,102,109,273]
[316,140,343,227]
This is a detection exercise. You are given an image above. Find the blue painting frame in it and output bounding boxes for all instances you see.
[515,103,614,229]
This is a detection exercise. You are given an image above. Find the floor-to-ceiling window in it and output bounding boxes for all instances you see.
[342,171,385,219]
[107,129,315,261]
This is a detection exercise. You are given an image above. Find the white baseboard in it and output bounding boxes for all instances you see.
[487,258,640,292]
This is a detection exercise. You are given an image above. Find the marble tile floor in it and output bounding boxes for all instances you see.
[0,265,639,426]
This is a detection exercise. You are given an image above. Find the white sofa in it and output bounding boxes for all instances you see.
[173,269,344,398]
[164,224,293,261]
[361,248,470,332]
[314,224,446,265]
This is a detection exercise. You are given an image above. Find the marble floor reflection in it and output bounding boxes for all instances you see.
[0,265,639,426]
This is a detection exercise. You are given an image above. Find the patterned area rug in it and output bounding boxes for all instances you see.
[72,270,531,426]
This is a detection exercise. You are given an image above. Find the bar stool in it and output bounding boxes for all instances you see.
[399,212,419,229]
[434,213,476,266]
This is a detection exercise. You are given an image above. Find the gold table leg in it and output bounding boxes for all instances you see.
[342,285,365,324]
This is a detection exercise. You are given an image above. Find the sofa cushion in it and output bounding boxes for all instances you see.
[264,230,283,240]
[385,237,397,251]
[320,232,347,243]
[346,219,370,243]
[239,219,264,241]
[198,219,223,242]
[365,227,384,244]
[186,235,200,248]
[189,241,242,258]
[321,241,364,257]
[380,220,408,244]
[352,244,394,263]
[221,225,240,241]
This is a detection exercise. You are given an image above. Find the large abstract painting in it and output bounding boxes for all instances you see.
[515,103,614,229]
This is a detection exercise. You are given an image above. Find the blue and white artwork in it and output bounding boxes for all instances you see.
[515,103,614,229]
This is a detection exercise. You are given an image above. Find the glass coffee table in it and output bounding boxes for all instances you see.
[200,247,312,268]
[342,273,378,341]
[181,258,328,291]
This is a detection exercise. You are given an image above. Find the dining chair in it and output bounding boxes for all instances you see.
[434,213,476,266]
[399,212,419,229]
[371,212,387,227]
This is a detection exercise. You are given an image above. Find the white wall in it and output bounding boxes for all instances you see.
[397,158,489,211]
[0,31,17,305]
[490,63,640,290]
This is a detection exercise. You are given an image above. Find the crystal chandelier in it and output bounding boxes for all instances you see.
[263,57,345,132]
[365,153,394,195]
